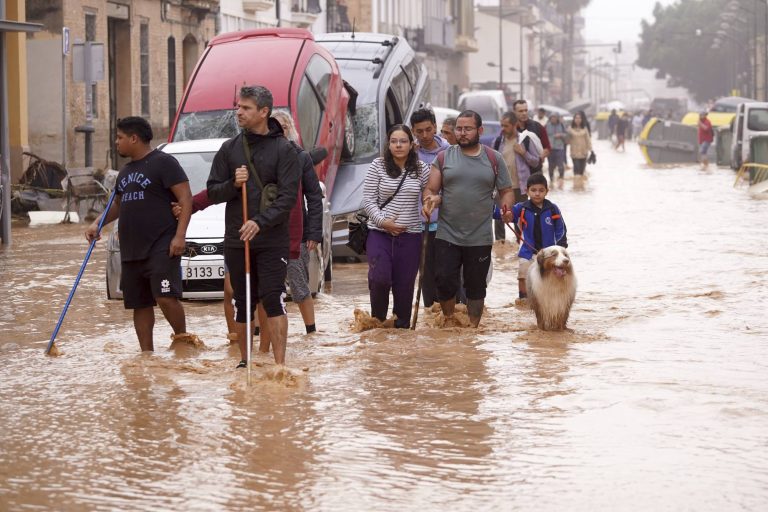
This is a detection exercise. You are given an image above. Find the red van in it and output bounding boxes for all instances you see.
[169,28,353,196]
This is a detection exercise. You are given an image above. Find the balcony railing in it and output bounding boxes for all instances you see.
[291,0,321,27]
[243,0,274,12]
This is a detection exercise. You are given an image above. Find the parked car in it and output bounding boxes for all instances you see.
[106,139,333,300]
[457,90,507,122]
[730,101,768,170]
[316,32,429,258]
[169,27,351,212]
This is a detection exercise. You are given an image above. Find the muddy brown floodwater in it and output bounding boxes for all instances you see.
[1,140,767,511]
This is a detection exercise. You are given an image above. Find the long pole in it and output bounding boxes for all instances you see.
[242,183,252,385]
[519,16,524,99]
[46,189,117,354]
[498,1,503,90]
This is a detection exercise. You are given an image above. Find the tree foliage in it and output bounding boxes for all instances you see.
[637,0,740,102]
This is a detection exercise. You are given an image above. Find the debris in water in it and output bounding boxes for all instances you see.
[169,332,207,349]
[351,309,397,332]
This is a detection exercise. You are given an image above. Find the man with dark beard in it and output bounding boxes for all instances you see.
[422,110,515,327]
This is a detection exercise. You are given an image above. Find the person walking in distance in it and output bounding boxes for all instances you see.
[568,111,592,190]
[85,116,194,352]
[363,125,431,328]
[207,85,300,368]
[512,99,550,173]
[545,112,567,184]
[698,111,714,170]
[410,108,449,308]
[422,111,515,328]
[492,110,540,237]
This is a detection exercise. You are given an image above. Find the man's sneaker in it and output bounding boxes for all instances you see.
[236,360,247,369]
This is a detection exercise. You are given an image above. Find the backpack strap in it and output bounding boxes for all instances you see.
[435,149,447,172]
[483,146,499,177]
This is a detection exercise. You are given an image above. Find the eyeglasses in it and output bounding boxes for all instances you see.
[389,138,411,145]
[454,126,477,133]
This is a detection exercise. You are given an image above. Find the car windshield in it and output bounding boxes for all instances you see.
[711,102,738,113]
[173,107,290,142]
[747,108,768,131]
[350,102,379,161]
[169,152,217,194]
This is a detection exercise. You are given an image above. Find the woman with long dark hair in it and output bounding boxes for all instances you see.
[362,124,431,328]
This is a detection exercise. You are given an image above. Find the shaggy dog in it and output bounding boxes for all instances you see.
[526,246,577,331]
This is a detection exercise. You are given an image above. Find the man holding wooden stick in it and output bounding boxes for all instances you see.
[207,86,300,368]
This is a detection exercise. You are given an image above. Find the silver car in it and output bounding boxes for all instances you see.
[106,138,332,300]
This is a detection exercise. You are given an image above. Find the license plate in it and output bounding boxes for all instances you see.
[183,264,225,280]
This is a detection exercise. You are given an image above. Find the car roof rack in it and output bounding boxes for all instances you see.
[319,36,398,79]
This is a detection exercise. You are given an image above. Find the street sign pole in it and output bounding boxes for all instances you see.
[62,27,69,167]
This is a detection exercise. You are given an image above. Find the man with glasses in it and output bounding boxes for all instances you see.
[422,110,515,327]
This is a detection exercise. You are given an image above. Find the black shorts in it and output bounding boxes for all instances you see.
[121,251,182,309]
[225,244,288,321]
[433,238,492,301]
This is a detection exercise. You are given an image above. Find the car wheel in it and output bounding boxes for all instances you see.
[341,110,355,160]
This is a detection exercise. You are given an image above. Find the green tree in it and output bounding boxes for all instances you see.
[550,0,592,102]
[637,0,742,102]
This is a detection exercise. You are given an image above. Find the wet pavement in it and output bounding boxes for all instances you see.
[1,140,767,511]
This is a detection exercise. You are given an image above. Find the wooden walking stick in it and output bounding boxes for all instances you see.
[410,221,430,330]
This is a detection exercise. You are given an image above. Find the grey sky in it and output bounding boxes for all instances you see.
[582,0,677,43]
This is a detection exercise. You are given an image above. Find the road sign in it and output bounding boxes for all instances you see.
[62,27,70,56]
[73,42,105,83]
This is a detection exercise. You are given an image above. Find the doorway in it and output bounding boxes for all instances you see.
[108,17,131,169]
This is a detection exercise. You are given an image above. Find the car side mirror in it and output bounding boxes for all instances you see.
[310,146,329,165]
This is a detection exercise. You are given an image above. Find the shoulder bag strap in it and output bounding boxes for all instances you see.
[379,169,410,209]
[241,133,265,192]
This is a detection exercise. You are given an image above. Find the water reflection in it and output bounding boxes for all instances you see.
[2,141,768,510]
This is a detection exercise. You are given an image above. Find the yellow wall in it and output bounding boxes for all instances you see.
[7,0,30,181]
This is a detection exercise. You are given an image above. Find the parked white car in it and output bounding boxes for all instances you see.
[106,138,332,300]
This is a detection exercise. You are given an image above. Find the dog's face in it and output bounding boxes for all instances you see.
[536,246,572,278]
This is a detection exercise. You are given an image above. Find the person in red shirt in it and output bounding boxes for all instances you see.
[698,111,714,170]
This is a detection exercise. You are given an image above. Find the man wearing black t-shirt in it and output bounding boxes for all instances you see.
[207,85,300,368]
[86,117,193,352]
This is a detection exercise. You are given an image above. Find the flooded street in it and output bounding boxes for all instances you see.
[1,139,767,511]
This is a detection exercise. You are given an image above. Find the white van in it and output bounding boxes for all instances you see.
[457,90,507,122]
[730,101,768,170]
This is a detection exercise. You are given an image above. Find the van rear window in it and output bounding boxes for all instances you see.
[747,108,768,132]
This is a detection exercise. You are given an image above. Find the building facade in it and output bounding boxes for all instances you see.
[469,0,568,106]
[327,0,477,108]
[26,0,219,171]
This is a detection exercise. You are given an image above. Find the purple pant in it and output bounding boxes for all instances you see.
[366,229,422,328]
